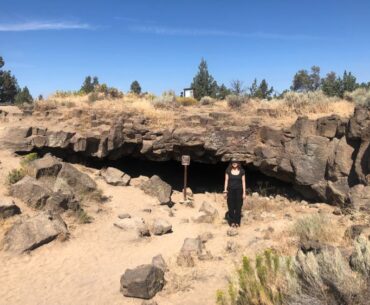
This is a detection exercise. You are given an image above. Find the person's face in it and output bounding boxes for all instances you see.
[232,162,238,168]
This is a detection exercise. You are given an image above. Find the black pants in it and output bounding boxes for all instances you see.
[227,188,243,225]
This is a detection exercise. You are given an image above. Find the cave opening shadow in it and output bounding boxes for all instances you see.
[89,157,301,199]
[27,148,301,199]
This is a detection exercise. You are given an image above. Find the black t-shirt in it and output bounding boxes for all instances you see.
[226,167,245,190]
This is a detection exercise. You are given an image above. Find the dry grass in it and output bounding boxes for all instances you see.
[35,90,355,129]
[344,88,370,106]
[291,214,342,244]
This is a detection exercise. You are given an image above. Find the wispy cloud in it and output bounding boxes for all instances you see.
[0,21,92,32]
[130,25,321,41]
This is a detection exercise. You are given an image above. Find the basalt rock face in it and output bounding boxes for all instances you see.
[1,106,369,205]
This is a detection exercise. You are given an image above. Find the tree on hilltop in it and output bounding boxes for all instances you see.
[249,79,274,99]
[0,56,19,103]
[230,80,246,96]
[191,58,219,100]
[291,66,321,92]
[217,83,231,100]
[130,80,142,95]
[255,79,274,99]
[81,76,99,94]
[15,86,33,104]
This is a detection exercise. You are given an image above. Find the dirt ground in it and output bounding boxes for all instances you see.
[0,144,344,305]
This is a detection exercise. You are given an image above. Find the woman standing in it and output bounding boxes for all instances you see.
[223,159,246,227]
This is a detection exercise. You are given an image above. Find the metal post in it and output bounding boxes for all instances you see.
[183,165,188,201]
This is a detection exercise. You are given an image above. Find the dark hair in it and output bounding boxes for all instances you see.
[226,160,241,173]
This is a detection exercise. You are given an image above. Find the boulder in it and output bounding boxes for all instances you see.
[226,241,239,252]
[114,217,150,237]
[54,163,97,195]
[327,137,355,179]
[131,175,150,187]
[140,175,172,205]
[100,167,131,186]
[0,126,32,151]
[151,219,172,235]
[180,237,203,255]
[198,232,214,243]
[327,178,351,205]
[345,225,369,240]
[193,202,219,224]
[10,176,52,209]
[152,254,168,272]
[120,264,164,299]
[350,185,370,211]
[176,252,195,267]
[290,136,330,186]
[45,193,79,212]
[0,200,21,219]
[3,211,68,253]
[27,154,62,179]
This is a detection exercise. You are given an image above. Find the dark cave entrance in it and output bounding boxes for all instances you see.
[28,148,302,200]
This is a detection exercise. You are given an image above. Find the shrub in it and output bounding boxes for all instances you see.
[292,214,338,243]
[98,83,109,96]
[7,168,25,185]
[217,245,369,305]
[344,88,370,106]
[227,94,246,108]
[279,90,338,114]
[54,90,83,98]
[350,236,370,277]
[76,208,94,224]
[88,92,99,103]
[107,87,123,99]
[60,100,76,108]
[216,250,296,305]
[200,96,215,106]
[176,97,198,106]
[20,152,39,168]
[152,91,177,109]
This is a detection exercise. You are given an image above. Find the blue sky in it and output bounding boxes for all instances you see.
[1,0,370,97]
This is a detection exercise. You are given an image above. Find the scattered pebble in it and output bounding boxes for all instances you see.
[118,213,131,219]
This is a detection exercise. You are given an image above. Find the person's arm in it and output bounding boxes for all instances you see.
[224,173,229,193]
[242,174,246,198]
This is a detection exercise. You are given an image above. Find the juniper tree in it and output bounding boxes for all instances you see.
[322,72,341,97]
[14,86,33,104]
[0,56,19,103]
[291,66,321,92]
[80,76,97,94]
[191,58,219,100]
[130,80,142,95]
[342,70,357,94]
[255,79,274,99]
[217,83,231,100]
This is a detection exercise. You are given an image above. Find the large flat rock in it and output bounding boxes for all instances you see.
[3,211,68,253]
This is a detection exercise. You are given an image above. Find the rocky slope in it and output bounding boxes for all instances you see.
[1,105,369,205]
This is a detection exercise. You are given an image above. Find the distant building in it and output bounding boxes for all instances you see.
[183,88,194,98]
